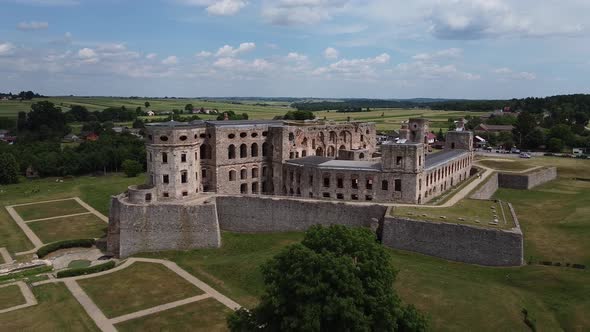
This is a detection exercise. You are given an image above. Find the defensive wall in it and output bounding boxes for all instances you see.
[216,195,387,233]
[470,167,557,199]
[381,204,524,266]
[108,194,524,266]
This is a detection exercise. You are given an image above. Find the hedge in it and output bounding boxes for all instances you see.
[37,239,96,258]
[56,260,116,278]
[0,265,53,282]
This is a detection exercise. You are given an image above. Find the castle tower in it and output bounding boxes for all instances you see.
[381,142,425,173]
[445,131,474,151]
[143,121,202,201]
[407,118,429,144]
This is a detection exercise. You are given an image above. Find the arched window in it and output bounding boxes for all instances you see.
[251,143,259,157]
[329,131,337,143]
[240,168,247,179]
[339,145,346,151]
[327,146,335,157]
[316,147,324,156]
[302,150,307,157]
[359,153,365,159]
[262,142,269,157]
[302,137,308,147]
[240,144,247,158]
[228,144,236,159]
[252,168,259,178]
[229,170,236,181]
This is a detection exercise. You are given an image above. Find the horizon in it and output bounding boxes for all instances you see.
[1,0,589,99]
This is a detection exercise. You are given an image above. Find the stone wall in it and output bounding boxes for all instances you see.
[381,206,523,266]
[107,195,221,258]
[498,167,557,190]
[470,173,499,200]
[216,195,387,233]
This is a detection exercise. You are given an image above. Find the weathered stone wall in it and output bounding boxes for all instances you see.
[216,195,387,233]
[382,206,523,266]
[107,195,221,258]
[498,167,557,190]
[470,173,499,200]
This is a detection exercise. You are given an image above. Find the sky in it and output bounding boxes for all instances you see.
[0,0,589,99]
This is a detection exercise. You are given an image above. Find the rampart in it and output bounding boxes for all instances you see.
[498,167,557,190]
[381,205,524,266]
[216,195,387,233]
[107,195,221,258]
[470,173,499,200]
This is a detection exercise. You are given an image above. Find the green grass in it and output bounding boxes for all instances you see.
[0,283,100,331]
[0,174,144,253]
[0,284,26,310]
[68,259,91,269]
[393,199,514,229]
[137,232,304,308]
[13,199,88,221]
[27,214,107,244]
[115,297,231,332]
[77,262,204,318]
[476,159,534,172]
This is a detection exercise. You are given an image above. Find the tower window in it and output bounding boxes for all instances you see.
[163,175,169,184]
[162,152,168,163]
[181,154,187,162]
[396,156,402,166]
[381,180,388,190]
[395,179,402,192]
[181,171,187,183]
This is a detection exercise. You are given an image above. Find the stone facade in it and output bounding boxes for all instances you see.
[470,173,499,200]
[498,167,557,190]
[382,205,524,266]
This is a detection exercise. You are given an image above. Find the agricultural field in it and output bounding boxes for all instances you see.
[0,96,485,133]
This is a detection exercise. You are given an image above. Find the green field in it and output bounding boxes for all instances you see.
[115,298,231,332]
[0,174,144,253]
[0,97,484,132]
[476,159,535,172]
[0,284,26,310]
[14,199,88,221]
[0,283,100,331]
[27,214,107,244]
[77,262,204,318]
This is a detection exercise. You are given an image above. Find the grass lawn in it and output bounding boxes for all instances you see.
[476,159,533,172]
[13,199,88,221]
[77,262,204,318]
[0,284,26,310]
[68,259,91,269]
[27,214,107,243]
[393,199,514,229]
[0,174,144,253]
[137,232,304,308]
[115,297,231,332]
[0,283,100,331]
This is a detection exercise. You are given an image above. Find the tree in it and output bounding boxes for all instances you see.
[228,225,428,332]
[513,111,536,147]
[0,153,19,184]
[122,159,143,177]
[283,110,315,120]
[548,124,575,147]
[436,129,444,141]
[185,104,194,112]
[132,119,145,129]
[547,138,564,152]
[144,101,151,109]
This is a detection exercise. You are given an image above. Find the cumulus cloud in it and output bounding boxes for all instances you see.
[196,51,212,57]
[78,48,97,58]
[215,42,255,57]
[323,47,339,59]
[162,56,179,65]
[17,21,49,31]
[286,52,308,62]
[0,43,16,56]
[176,0,247,16]
[146,53,157,60]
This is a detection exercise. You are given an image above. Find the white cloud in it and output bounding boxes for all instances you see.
[0,43,16,56]
[286,52,308,62]
[323,47,339,59]
[78,48,97,58]
[412,48,462,61]
[196,51,212,57]
[215,42,255,57]
[162,56,179,65]
[262,0,351,26]
[146,53,157,60]
[493,67,536,80]
[176,0,247,16]
[313,53,390,79]
[17,21,49,31]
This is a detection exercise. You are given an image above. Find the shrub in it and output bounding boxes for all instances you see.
[0,265,53,282]
[540,261,552,266]
[122,159,143,177]
[37,239,95,258]
[57,260,116,278]
[572,264,586,270]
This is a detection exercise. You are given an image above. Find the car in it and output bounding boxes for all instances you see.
[519,152,531,159]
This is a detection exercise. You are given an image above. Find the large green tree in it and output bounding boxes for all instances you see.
[228,225,428,332]
[0,153,19,184]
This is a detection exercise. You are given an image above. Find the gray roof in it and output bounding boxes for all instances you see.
[286,156,382,172]
[425,149,470,170]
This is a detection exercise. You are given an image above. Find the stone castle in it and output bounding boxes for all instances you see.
[108,118,502,264]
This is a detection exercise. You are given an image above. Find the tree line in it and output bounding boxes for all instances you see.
[0,90,44,101]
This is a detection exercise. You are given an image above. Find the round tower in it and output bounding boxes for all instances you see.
[142,121,203,201]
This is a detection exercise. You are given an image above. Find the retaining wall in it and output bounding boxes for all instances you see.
[382,205,523,266]
[498,167,557,190]
[107,195,221,258]
[216,196,387,233]
[470,173,499,200]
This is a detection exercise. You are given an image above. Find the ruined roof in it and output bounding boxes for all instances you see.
[425,149,470,170]
[204,120,284,127]
[286,156,382,172]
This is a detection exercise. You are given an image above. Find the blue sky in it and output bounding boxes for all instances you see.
[0,0,589,99]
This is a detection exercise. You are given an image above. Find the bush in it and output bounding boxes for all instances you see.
[0,265,53,282]
[57,260,116,278]
[122,159,143,177]
[37,239,95,258]
[572,264,586,270]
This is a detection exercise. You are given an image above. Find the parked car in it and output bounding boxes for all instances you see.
[519,152,531,158]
